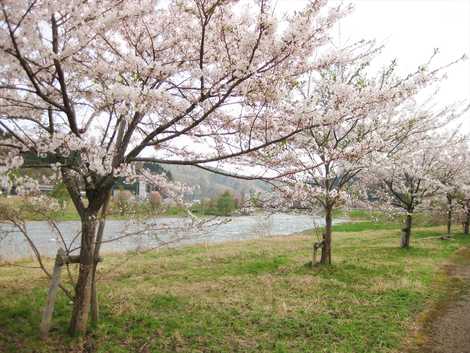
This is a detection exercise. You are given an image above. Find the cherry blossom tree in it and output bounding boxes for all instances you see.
[457,182,470,235]
[265,41,460,264]
[0,0,356,334]
[433,135,469,235]
[441,144,470,235]
[369,132,465,248]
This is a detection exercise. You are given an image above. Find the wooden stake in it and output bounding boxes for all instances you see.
[312,241,324,267]
[40,248,65,339]
[39,250,103,338]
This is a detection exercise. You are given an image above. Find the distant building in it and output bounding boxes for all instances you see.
[138,179,148,200]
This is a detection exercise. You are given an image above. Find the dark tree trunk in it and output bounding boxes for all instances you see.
[447,194,452,236]
[320,206,333,265]
[61,151,115,335]
[69,213,98,335]
[90,192,111,325]
[464,210,470,235]
[90,218,104,326]
[400,213,413,248]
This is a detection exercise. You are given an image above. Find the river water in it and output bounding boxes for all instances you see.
[0,213,345,261]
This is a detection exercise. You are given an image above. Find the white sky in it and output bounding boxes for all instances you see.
[150,0,470,168]
[276,0,470,130]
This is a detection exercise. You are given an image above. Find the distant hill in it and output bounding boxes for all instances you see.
[162,165,271,200]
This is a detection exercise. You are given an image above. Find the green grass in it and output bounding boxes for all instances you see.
[0,222,469,353]
[332,221,402,232]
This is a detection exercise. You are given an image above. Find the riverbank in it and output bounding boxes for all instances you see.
[0,194,261,222]
[1,223,469,352]
[0,195,188,221]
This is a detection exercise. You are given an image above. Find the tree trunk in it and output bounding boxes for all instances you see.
[464,210,470,235]
[90,219,104,326]
[320,206,333,265]
[400,213,413,248]
[447,194,452,236]
[91,192,111,325]
[69,214,98,335]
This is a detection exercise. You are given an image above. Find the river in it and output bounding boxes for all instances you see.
[0,213,346,261]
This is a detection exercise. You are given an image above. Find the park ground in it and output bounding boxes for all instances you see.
[1,219,470,353]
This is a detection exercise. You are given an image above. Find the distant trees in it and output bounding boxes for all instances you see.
[192,191,238,216]
[216,191,238,216]
[444,145,470,235]
[458,191,470,235]
[434,138,469,236]
[369,132,467,248]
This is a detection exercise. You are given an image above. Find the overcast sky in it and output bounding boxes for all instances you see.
[276,0,470,130]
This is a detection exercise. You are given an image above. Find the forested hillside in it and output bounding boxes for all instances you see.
[163,165,271,200]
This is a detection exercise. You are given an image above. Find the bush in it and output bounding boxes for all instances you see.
[50,182,70,208]
[149,191,162,210]
[216,191,237,216]
[115,190,133,216]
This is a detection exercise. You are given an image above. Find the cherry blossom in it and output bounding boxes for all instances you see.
[0,0,352,334]
[367,131,467,247]
[264,41,463,263]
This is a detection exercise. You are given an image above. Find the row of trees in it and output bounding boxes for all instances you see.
[0,0,468,336]
[260,46,469,264]
[113,189,240,217]
[272,128,470,265]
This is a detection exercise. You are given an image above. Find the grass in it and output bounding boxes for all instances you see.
[0,221,469,353]
[0,195,80,221]
[332,221,402,232]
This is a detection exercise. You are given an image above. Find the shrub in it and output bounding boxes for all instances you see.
[216,191,237,216]
[50,182,70,208]
[149,191,162,210]
[115,190,133,216]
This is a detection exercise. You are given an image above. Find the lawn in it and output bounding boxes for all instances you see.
[0,222,469,353]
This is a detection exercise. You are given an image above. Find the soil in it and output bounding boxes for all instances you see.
[413,247,470,353]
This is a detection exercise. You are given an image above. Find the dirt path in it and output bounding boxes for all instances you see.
[413,247,470,353]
